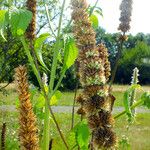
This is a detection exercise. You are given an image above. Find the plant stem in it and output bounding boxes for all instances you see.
[89,0,99,16]
[109,32,125,88]
[71,81,78,130]
[43,99,50,150]
[20,36,69,149]
[114,98,144,119]
[49,0,66,92]
[43,0,57,38]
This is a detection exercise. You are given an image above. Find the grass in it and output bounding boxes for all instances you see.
[0,110,150,150]
[0,83,149,107]
[0,83,149,149]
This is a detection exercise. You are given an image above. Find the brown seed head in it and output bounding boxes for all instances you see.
[26,0,37,40]
[15,65,39,150]
[118,0,133,33]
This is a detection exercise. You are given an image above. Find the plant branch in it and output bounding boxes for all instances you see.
[20,36,69,149]
[43,1,57,38]
[89,0,99,16]
[71,81,78,130]
[114,98,144,119]
[109,32,125,88]
[49,0,66,92]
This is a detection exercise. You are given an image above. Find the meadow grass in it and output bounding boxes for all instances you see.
[0,83,149,107]
[0,110,150,150]
[0,83,149,149]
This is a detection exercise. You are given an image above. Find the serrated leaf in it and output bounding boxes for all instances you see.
[73,120,90,149]
[142,92,150,109]
[36,94,45,108]
[90,14,99,29]
[123,84,141,122]
[34,33,50,71]
[35,90,62,108]
[0,10,7,41]
[50,90,61,105]
[63,38,78,69]
[9,7,32,36]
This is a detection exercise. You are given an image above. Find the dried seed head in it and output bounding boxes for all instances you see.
[77,107,86,116]
[84,95,105,113]
[88,115,100,130]
[1,123,6,150]
[15,65,39,150]
[26,0,37,40]
[97,44,111,82]
[71,0,117,148]
[93,128,117,148]
[119,34,128,42]
[98,110,115,127]
[118,0,133,33]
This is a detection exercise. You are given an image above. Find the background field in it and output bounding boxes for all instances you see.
[0,84,150,150]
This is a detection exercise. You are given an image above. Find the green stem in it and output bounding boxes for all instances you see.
[20,37,42,87]
[114,98,144,119]
[49,0,66,92]
[109,32,125,88]
[20,36,69,149]
[89,0,99,16]
[43,100,50,150]
[43,0,56,38]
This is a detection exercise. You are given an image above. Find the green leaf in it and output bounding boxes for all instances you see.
[123,84,141,122]
[34,33,50,71]
[73,120,90,149]
[142,92,150,109]
[50,90,62,105]
[95,6,103,17]
[9,7,32,36]
[90,14,99,29]
[36,93,45,108]
[63,38,78,69]
[35,90,62,108]
[0,10,7,41]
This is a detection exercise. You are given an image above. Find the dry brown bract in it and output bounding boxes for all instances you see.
[71,0,117,149]
[15,66,39,150]
[26,0,36,40]
[118,0,133,33]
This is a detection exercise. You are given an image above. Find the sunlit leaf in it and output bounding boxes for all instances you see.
[0,10,7,40]
[142,92,150,109]
[123,84,141,122]
[90,14,99,29]
[50,90,62,105]
[73,120,90,149]
[63,38,78,69]
[34,33,50,71]
[35,90,62,108]
[9,7,32,36]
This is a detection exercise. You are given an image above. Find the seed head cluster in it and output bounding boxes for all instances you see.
[1,123,6,150]
[71,0,117,149]
[15,66,39,150]
[118,0,133,33]
[26,0,36,40]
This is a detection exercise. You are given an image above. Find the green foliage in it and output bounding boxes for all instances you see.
[0,10,7,40]
[123,84,141,122]
[73,120,90,150]
[63,38,78,70]
[34,33,50,71]
[119,135,131,150]
[142,92,150,109]
[90,14,99,29]
[8,7,32,36]
[117,41,150,84]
